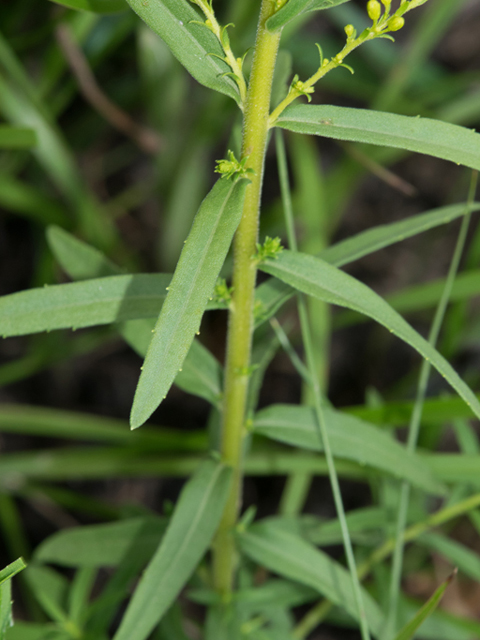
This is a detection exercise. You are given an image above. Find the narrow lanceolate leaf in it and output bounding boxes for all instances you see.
[47,225,120,280]
[35,518,167,568]
[393,572,455,640]
[254,203,480,326]
[113,459,232,640]
[48,0,127,11]
[266,0,351,32]
[237,523,384,637]
[275,105,480,171]
[0,274,172,337]
[130,177,246,429]
[125,0,240,104]
[254,405,444,495]
[260,250,480,421]
[0,125,36,149]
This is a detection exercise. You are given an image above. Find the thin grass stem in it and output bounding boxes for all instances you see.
[275,128,371,640]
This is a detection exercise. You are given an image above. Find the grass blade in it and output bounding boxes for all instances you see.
[130,177,246,428]
[113,458,232,640]
[259,250,480,421]
[237,523,384,638]
[125,0,240,104]
[0,125,36,148]
[393,572,455,640]
[253,405,444,495]
[275,105,480,171]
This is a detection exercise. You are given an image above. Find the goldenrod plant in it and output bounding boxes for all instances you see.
[1,0,480,638]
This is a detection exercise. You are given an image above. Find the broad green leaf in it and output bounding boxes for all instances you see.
[418,532,480,583]
[35,517,167,567]
[266,0,351,32]
[130,177,246,429]
[0,125,36,149]
[0,274,172,337]
[254,405,444,494]
[125,0,240,104]
[275,105,480,171]
[47,225,120,280]
[49,0,127,12]
[113,458,232,640]
[237,523,384,637]
[393,573,454,640]
[254,202,479,326]
[259,250,480,421]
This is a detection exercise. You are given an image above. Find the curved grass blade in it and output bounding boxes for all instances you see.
[130,177,247,429]
[260,250,480,421]
[254,202,480,327]
[113,459,232,640]
[125,0,240,104]
[275,105,480,171]
[393,572,455,640]
[35,517,167,568]
[236,523,384,637]
[0,125,36,149]
[0,274,172,337]
[253,404,444,495]
[266,0,351,32]
[48,0,127,12]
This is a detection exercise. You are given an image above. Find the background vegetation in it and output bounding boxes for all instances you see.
[1,0,480,638]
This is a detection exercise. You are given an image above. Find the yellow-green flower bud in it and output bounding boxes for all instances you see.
[344,24,355,39]
[367,0,381,21]
[387,15,405,31]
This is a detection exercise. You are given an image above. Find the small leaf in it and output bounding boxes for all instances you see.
[131,177,246,429]
[113,459,232,640]
[125,0,240,104]
[48,0,127,11]
[254,404,444,495]
[266,0,351,32]
[0,125,36,149]
[237,522,384,636]
[393,572,455,640]
[276,104,480,171]
[259,250,480,421]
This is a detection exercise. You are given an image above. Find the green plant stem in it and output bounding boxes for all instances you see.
[212,0,281,597]
[382,170,477,640]
[275,129,371,640]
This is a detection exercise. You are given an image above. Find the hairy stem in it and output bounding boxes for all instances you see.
[212,0,281,596]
